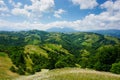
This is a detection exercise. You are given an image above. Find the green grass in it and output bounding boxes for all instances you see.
[0,52,18,79]
[0,52,7,57]
[24,45,48,58]
[16,68,120,80]
[44,44,70,54]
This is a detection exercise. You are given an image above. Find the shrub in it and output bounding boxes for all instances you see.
[17,67,25,75]
[110,62,120,74]
[10,66,16,72]
[55,61,68,68]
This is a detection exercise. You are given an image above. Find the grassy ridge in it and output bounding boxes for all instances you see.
[0,52,18,79]
[16,68,120,80]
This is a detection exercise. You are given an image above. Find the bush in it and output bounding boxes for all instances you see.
[94,62,111,71]
[17,67,25,75]
[10,66,16,72]
[26,68,35,74]
[33,65,41,72]
[55,61,68,68]
[110,62,120,74]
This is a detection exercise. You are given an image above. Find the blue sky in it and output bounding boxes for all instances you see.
[0,0,120,31]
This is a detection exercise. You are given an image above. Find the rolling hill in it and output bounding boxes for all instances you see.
[0,30,120,79]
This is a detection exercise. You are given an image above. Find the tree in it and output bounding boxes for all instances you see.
[30,54,49,72]
[55,54,75,68]
[110,62,120,74]
[94,45,120,71]
[10,66,16,72]
[79,49,90,68]
[55,61,68,68]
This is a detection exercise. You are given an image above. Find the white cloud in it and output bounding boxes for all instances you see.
[10,0,55,19]
[0,13,10,16]
[13,2,22,8]
[71,0,98,9]
[0,0,8,12]
[0,0,9,16]
[9,0,13,4]
[100,0,113,10]
[101,0,120,13]
[0,19,45,31]
[11,8,30,17]
[9,0,22,8]
[25,0,54,13]
[0,0,120,31]
[54,9,66,18]
[9,0,29,16]
[0,11,120,31]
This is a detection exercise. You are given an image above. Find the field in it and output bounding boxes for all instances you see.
[16,68,120,80]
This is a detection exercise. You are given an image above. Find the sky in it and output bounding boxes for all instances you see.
[0,0,120,31]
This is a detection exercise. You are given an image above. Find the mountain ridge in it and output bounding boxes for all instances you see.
[46,27,78,33]
[0,30,120,77]
[46,28,120,38]
[87,29,120,38]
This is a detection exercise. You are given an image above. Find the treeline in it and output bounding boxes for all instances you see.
[77,45,120,74]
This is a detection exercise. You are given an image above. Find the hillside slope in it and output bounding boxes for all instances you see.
[0,30,120,76]
[0,30,119,55]
[16,68,120,80]
[0,52,18,79]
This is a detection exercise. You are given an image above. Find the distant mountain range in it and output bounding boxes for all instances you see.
[46,27,120,38]
[46,27,78,33]
[88,29,120,38]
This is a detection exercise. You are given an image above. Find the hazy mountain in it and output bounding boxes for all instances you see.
[47,28,120,38]
[88,29,120,38]
[46,27,78,33]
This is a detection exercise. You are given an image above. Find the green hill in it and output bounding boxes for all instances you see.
[0,30,120,78]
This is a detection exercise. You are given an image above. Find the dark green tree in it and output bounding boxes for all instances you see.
[110,62,120,74]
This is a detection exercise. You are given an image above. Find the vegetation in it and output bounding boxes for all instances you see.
[0,30,120,77]
[110,62,120,74]
[16,68,120,80]
[0,52,18,79]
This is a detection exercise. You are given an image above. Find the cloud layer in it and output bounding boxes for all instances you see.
[0,0,120,31]
[54,9,66,18]
[0,0,9,16]
[10,0,55,18]
[71,0,98,9]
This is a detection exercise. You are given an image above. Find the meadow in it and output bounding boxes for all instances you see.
[16,68,120,80]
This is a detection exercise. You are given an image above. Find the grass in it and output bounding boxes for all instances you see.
[0,52,19,79]
[44,44,70,54]
[24,45,48,58]
[0,52,6,57]
[16,68,120,80]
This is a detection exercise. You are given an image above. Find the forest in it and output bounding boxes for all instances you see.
[0,30,120,75]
